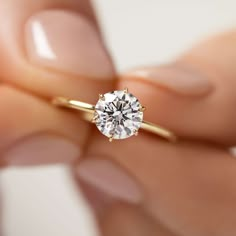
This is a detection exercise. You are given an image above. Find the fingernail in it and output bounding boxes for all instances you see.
[25,10,113,78]
[77,159,142,204]
[123,64,213,96]
[3,134,80,166]
[79,179,116,216]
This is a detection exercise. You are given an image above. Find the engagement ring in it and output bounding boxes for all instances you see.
[53,88,176,142]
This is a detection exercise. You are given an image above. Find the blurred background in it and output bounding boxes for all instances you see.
[1,1,236,235]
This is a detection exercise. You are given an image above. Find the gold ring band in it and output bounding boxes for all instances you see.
[52,89,176,142]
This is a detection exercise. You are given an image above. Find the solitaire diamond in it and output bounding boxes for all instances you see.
[94,90,144,140]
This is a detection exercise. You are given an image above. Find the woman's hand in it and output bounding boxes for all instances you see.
[0,0,236,236]
[0,0,115,165]
[77,30,236,236]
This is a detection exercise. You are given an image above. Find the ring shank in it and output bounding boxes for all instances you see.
[141,121,176,142]
[53,97,176,142]
[53,97,95,113]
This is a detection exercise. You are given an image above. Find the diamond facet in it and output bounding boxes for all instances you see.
[94,90,143,139]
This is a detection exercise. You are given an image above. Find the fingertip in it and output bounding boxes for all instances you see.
[122,63,214,96]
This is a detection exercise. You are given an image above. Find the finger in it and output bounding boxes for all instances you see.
[121,30,236,145]
[77,181,176,235]
[76,30,236,235]
[0,0,114,102]
[100,203,176,236]
[0,0,115,165]
[78,134,236,236]
[0,85,85,166]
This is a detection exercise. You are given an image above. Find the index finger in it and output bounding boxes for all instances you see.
[0,0,115,101]
[0,0,115,166]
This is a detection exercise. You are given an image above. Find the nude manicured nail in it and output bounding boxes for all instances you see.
[77,159,142,204]
[124,65,213,96]
[3,134,80,166]
[25,10,113,78]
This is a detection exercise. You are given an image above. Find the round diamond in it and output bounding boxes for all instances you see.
[94,90,143,139]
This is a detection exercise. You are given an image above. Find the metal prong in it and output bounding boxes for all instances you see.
[140,106,146,112]
[99,94,105,100]
[124,87,128,93]
[109,136,113,142]
[91,117,97,123]
[134,130,139,136]
[91,112,98,123]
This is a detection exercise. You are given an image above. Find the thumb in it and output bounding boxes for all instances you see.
[121,30,236,145]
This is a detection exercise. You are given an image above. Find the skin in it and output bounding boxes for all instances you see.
[0,0,236,235]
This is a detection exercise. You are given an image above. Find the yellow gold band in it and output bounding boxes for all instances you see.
[53,97,177,142]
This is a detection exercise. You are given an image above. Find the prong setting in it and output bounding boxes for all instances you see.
[134,130,139,136]
[124,87,128,93]
[140,106,146,112]
[99,94,105,100]
[91,117,97,123]
[95,89,143,140]
[91,112,99,123]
